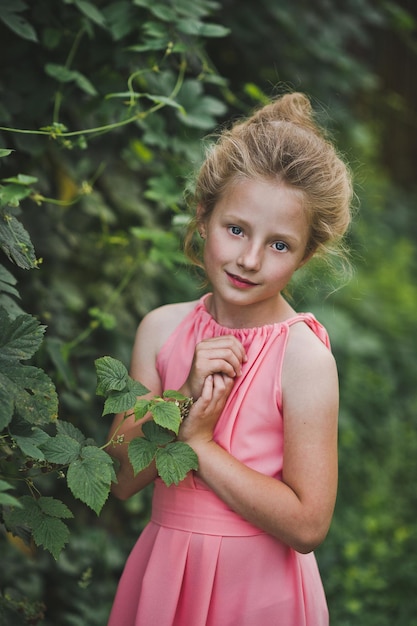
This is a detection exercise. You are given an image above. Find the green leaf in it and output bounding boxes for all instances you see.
[67,446,114,515]
[155,442,198,486]
[0,183,32,206]
[32,516,71,559]
[0,479,22,508]
[10,422,50,459]
[40,434,81,465]
[74,0,107,27]
[56,420,87,445]
[0,212,37,269]
[73,71,98,96]
[103,1,135,41]
[4,496,73,559]
[45,64,97,96]
[45,337,76,389]
[37,496,73,519]
[177,19,230,38]
[0,149,13,158]
[0,310,45,361]
[0,264,20,299]
[2,174,38,185]
[163,389,188,401]
[150,400,181,434]
[103,389,137,416]
[128,436,158,475]
[0,7,38,43]
[8,365,58,426]
[95,356,129,395]
[134,398,151,420]
[0,311,57,428]
[142,420,175,445]
[0,381,14,429]
[176,80,227,130]
[148,5,177,22]
[142,94,186,114]
[128,378,150,397]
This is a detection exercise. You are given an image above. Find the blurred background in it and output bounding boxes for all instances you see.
[0,1,416,624]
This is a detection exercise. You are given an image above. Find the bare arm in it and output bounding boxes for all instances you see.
[106,302,246,500]
[106,310,163,499]
[178,326,339,553]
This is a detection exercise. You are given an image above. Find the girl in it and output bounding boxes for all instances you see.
[107,92,353,626]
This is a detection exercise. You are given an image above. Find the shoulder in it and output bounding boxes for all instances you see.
[282,320,338,410]
[136,300,199,355]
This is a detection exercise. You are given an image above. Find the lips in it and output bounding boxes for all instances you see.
[226,272,257,288]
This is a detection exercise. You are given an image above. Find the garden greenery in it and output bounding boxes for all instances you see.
[1,1,417,625]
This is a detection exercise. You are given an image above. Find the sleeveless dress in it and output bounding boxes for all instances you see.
[108,295,331,626]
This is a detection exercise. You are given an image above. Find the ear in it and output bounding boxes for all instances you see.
[196,204,207,238]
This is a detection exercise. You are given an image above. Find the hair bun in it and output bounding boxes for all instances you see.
[250,92,319,135]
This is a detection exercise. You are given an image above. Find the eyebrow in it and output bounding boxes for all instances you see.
[223,214,301,246]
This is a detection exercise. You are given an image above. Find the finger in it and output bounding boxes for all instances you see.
[199,336,247,364]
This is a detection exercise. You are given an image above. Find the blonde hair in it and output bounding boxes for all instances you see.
[184,92,353,269]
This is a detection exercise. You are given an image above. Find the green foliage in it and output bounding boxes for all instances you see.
[95,356,198,486]
[4,496,73,560]
[0,0,416,624]
[0,2,227,618]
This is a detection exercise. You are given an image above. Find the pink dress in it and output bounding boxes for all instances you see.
[108,295,331,626]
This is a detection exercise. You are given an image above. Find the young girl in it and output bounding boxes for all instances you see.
[106,92,353,626]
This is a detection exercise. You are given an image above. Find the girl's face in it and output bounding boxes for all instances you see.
[199,178,311,326]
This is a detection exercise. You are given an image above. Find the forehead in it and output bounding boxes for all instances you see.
[215,178,307,220]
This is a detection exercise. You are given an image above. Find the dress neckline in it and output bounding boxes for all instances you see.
[197,293,309,334]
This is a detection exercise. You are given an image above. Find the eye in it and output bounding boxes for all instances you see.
[272,241,288,253]
[228,225,243,236]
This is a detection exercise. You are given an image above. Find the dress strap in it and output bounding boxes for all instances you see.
[285,313,331,349]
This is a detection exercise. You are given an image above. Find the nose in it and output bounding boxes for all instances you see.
[237,242,263,272]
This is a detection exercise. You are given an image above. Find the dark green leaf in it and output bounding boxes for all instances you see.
[67,446,114,515]
[45,337,75,389]
[10,423,49,459]
[0,264,20,298]
[32,515,70,559]
[0,380,14,429]
[142,420,175,445]
[4,496,73,559]
[0,310,45,361]
[177,19,230,38]
[9,365,58,426]
[103,1,135,40]
[74,0,107,28]
[0,213,37,269]
[37,496,73,519]
[128,378,150,397]
[56,420,87,445]
[128,436,157,475]
[0,11,38,43]
[0,479,22,508]
[95,356,129,394]
[103,389,137,415]
[155,442,198,486]
[40,434,81,465]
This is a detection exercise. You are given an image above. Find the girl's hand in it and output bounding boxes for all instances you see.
[178,373,234,446]
[181,335,246,400]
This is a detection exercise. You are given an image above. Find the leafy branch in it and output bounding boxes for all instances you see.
[96,356,198,487]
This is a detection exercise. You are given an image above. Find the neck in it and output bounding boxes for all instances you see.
[206,293,295,329]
